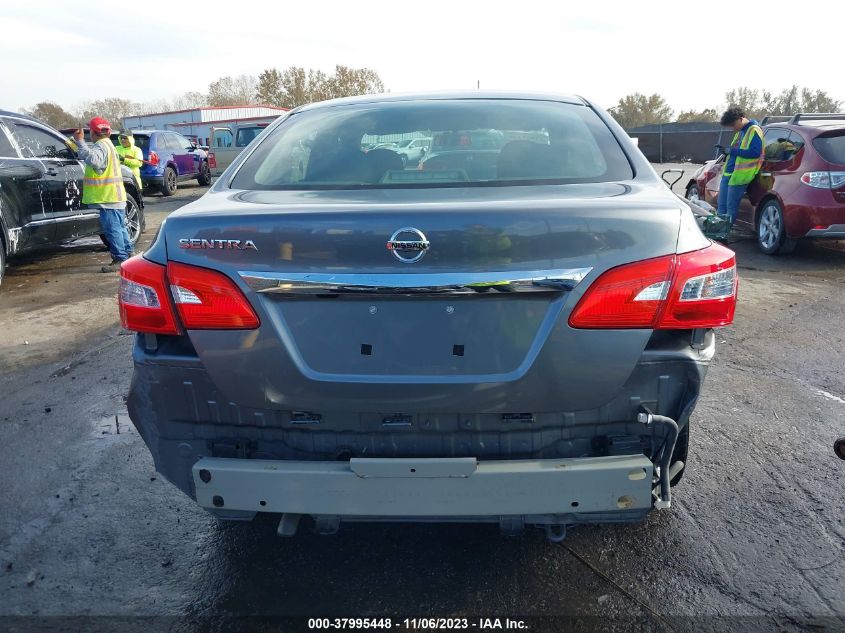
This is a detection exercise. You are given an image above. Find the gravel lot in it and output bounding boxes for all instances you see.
[0,177,843,632]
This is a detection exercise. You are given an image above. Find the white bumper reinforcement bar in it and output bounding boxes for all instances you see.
[192,455,653,517]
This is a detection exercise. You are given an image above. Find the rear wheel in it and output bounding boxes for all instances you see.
[197,160,212,186]
[0,240,6,287]
[160,167,177,196]
[757,199,797,255]
[685,183,700,203]
[125,195,144,246]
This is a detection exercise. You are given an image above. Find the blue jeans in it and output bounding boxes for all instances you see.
[717,175,749,226]
[98,207,133,261]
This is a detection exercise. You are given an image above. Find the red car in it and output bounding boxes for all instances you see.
[686,114,845,254]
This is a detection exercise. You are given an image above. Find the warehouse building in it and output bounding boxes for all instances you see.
[121,105,288,147]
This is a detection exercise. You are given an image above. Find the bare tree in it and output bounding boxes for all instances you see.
[78,98,141,128]
[23,102,79,129]
[257,69,284,107]
[676,108,718,123]
[723,85,842,118]
[207,75,258,106]
[276,65,386,109]
[608,93,674,129]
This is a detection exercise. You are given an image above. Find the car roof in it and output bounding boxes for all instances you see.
[765,122,845,137]
[294,91,589,113]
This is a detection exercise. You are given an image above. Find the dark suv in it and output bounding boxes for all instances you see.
[694,113,845,254]
[120,93,737,539]
[0,111,145,285]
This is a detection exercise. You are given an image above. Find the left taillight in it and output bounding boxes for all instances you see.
[119,256,180,334]
[119,258,260,333]
[167,262,259,330]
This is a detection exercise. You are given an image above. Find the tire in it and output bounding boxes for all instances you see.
[0,239,6,288]
[125,195,145,247]
[757,199,797,255]
[197,160,212,186]
[160,166,177,196]
[685,183,701,203]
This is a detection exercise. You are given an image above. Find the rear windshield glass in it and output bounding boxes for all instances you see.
[236,126,264,147]
[813,133,845,165]
[132,135,150,152]
[230,99,633,190]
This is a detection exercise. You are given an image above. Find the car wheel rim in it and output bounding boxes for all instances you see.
[168,171,175,188]
[759,206,780,249]
[125,202,140,242]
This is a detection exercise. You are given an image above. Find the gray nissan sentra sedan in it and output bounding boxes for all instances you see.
[120,92,737,540]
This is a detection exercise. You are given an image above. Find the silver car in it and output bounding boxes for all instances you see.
[120,92,737,540]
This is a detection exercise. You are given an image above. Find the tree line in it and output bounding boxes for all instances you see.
[608,85,842,130]
[22,65,386,130]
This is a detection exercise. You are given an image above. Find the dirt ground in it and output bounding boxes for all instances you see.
[0,176,844,632]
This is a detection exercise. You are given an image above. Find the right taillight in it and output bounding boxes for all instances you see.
[208,151,216,169]
[801,171,845,189]
[569,243,737,330]
[148,150,160,166]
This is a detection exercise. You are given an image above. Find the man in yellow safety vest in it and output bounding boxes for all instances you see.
[72,117,133,272]
[715,106,764,229]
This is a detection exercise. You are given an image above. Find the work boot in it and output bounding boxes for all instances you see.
[100,258,123,273]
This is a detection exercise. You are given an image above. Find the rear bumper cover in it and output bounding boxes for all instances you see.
[193,455,653,519]
[804,223,845,238]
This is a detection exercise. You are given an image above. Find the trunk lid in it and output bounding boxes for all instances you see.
[164,183,688,414]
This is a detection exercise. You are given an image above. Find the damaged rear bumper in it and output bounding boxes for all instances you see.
[192,454,653,523]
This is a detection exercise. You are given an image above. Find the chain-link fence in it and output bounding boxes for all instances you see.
[630,128,732,163]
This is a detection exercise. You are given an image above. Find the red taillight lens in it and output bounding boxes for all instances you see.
[148,150,159,166]
[119,256,180,335]
[569,243,737,330]
[167,262,259,329]
[568,255,674,328]
[208,152,216,169]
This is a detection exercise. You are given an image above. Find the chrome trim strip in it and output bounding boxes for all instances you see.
[24,213,99,228]
[239,268,592,296]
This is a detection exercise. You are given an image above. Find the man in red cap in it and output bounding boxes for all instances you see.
[72,117,133,272]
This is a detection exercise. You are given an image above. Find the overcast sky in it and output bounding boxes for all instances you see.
[0,0,838,114]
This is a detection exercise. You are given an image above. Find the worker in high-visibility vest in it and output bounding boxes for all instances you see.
[715,106,764,228]
[115,130,144,189]
[72,117,133,272]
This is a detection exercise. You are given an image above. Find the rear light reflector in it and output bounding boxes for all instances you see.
[167,262,259,329]
[208,152,216,169]
[148,150,160,166]
[569,243,737,330]
[801,171,845,189]
[119,256,180,335]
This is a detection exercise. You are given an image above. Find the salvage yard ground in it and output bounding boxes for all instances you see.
[0,171,843,631]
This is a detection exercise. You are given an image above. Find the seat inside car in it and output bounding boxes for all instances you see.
[364,148,404,183]
[497,140,567,180]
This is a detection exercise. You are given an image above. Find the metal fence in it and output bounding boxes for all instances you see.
[630,129,733,163]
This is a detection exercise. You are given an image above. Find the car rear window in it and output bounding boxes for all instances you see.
[132,135,150,152]
[236,126,264,147]
[813,133,845,165]
[230,99,633,190]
